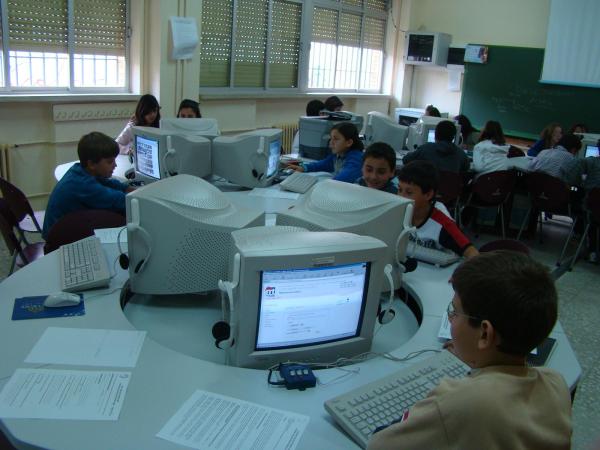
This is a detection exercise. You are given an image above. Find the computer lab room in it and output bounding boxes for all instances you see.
[0,0,599,449]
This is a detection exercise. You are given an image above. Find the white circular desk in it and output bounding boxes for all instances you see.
[0,193,581,450]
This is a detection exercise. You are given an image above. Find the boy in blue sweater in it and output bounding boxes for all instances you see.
[287,122,363,183]
[43,132,133,238]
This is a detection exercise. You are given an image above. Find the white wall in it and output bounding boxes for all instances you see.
[404,0,551,116]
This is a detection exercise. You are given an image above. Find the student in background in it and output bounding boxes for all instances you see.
[569,123,588,134]
[287,122,363,183]
[115,94,161,155]
[403,120,470,174]
[368,251,571,450]
[472,120,511,174]
[454,114,479,150]
[324,95,344,112]
[43,132,133,239]
[528,122,562,157]
[528,133,582,183]
[355,142,398,194]
[177,99,201,118]
[424,105,441,117]
[397,161,478,258]
[291,99,326,153]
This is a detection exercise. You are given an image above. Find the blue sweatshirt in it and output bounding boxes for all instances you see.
[303,148,363,183]
[43,163,128,238]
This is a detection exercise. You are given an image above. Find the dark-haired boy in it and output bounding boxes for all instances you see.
[43,132,133,238]
[369,251,572,450]
[398,160,478,258]
[356,142,398,194]
[403,120,470,173]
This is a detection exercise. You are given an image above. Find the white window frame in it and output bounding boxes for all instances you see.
[0,0,131,94]
[199,0,389,96]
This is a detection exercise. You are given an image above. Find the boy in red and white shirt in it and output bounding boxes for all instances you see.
[398,160,478,258]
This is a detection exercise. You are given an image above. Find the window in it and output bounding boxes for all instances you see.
[200,0,302,90]
[309,1,387,91]
[0,0,128,91]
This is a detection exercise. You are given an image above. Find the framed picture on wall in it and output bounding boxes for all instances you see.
[464,44,489,64]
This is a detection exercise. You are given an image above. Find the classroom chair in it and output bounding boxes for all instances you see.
[0,176,45,244]
[571,188,600,270]
[479,239,530,256]
[44,209,126,254]
[459,170,516,239]
[0,199,44,275]
[436,170,464,221]
[516,172,578,267]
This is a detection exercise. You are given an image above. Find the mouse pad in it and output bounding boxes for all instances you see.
[12,296,85,320]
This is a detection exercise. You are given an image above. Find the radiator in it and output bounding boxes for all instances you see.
[273,122,298,154]
[0,144,9,180]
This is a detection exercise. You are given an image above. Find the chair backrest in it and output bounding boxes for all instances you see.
[45,209,126,253]
[586,188,600,223]
[479,239,531,256]
[525,172,570,214]
[0,199,22,256]
[437,170,464,206]
[471,170,516,205]
[0,176,35,224]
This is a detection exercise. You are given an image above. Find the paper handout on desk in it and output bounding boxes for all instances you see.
[0,368,130,420]
[94,226,127,244]
[157,390,309,450]
[25,327,146,368]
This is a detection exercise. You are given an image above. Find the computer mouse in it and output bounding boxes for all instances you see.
[43,292,82,308]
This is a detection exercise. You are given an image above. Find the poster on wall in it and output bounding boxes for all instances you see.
[169,17,199,60]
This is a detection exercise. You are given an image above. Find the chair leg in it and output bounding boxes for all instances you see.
[517,207,531,241]
[558,217,577,266]
[571,222,590,270]
[499,205,506,239]
[538,212,544,244]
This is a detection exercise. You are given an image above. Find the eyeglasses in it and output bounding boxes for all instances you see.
[447,301,482,322]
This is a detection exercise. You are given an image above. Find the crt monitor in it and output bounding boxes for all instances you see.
[212,128,282,189]
[159,118,220,139]
[365,111,408,153]
[585,144,599,158]
[132,126,211,184]
[223,226,388,369]
[276,179,414,288]
[125,174,264,295]
[298,112,364,160]
[406,117,461,150]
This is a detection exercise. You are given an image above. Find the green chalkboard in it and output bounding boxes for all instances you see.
[460,46,600,139]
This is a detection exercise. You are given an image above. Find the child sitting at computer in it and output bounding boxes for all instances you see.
[177,99,201,118]
[115,94,161,155]
[368,250,572,450]
[397,161,478,258]
[355,142,398,194]
[287,122,363,183]
[43,132,134,239]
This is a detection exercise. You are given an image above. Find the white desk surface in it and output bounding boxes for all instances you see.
[54,155,133,182]
[0,191,581,450]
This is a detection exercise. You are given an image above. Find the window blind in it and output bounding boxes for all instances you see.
[366,0,387,12]
[233,0,268,88]
[312,7,337,45]
[362,16,384,50]
[269,0,301,88]
[7,0,68,52]
[342,0,363,7]
[338,12,361,47]
[199,0,233,87]
[73,0,126,55]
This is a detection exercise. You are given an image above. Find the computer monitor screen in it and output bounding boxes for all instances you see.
[585,145,599,158]
[134,134,160,180]
[267,140,280,178]
[224,227,387,369]
[257,263,369,350]
[427,129,436,143]
[212,128,282,188]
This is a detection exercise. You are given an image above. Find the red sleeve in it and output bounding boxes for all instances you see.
[430,208,472,255]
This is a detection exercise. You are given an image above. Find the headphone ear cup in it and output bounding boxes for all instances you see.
[378,308,396,325]
[212,321,232,349]
[119,253,130,270]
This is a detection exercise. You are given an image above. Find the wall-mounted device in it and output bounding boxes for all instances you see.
[404,32,451,67]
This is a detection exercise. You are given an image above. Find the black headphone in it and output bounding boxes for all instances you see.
[212,279,237,349]
[212,320,234,349]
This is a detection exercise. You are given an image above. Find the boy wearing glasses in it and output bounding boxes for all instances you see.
[368,251,572,450]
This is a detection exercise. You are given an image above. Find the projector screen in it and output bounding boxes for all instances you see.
[541,0,600,87]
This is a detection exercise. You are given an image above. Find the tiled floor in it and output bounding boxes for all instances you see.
[1,218,599,449]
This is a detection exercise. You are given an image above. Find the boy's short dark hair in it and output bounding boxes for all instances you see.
[397,160,439,195]
[451,250,557,356]
[78,132,119,166]
[557,133,582,153]
[434,120,457,143]
[363,142,396,172]
[324,95,344,111]
[306,99,325,116]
